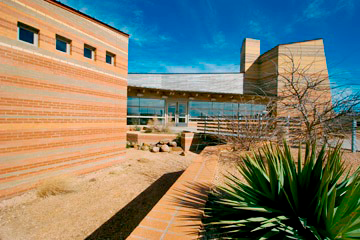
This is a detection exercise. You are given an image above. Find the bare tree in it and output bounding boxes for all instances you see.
[274,47,360,143]
[199,101,281,151]
[212,45,360,148]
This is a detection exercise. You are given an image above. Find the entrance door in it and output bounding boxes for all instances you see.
[167,101,188,126]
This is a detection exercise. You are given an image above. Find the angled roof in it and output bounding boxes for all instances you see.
[128,73,244,95]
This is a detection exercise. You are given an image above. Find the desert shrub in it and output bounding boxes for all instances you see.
[203,141,360,239]
[37,175,74,198]
[145,117,173,134]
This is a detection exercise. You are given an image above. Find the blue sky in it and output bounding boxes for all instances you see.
[61,0,359,88]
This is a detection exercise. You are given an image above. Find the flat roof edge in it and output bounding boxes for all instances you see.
[128,72,243,75]
[43,0,130,37]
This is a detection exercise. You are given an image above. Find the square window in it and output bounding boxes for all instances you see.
[56,35,71,53]
[106,51,115,65]
[18,22,38,46]
[84,44,95,59]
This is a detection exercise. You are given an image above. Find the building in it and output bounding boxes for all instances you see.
[0,0,331,198]
[0,0,129,198]
[127,38,330,128]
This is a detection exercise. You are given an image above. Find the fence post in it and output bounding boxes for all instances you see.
[352,118,357,153]
[237,113,240,138]
[218,115,220,135]
[203,116,207,134]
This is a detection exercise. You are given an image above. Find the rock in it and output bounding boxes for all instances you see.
[159,139,170,145]
[171,146,183,152]
[160,144,170,152]
[169,141,177,147]
[142,143,150,147]
[141,145,149,151]
[151,146,160,153]
[180,151,186,156]
[133,144,140,150]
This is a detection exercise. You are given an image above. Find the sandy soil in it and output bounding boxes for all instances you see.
[0,149,197,240]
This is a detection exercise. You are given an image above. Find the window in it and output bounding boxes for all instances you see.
[189,101,267,119]
[18,22,38,46]
[127,97,165,125]
[84,44,95,59]
[56,35,71,53]
[106,51,115,65]
[189,101,238,118]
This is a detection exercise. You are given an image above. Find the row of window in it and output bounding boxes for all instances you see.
[188,101,267,118]
[126,97,267,119]
[17,22,116,65]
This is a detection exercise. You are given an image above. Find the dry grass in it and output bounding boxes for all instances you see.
[36,175,75,198]
[0,149,197,240]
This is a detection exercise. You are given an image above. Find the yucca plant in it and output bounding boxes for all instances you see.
[203,141,360,239]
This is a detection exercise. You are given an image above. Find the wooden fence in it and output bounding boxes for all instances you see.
[192,116,303,142]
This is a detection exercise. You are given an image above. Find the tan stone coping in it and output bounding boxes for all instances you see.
[127,147,219,239]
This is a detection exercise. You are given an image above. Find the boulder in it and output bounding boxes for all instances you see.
[159,139,170,145]
[151,146,160,153]
[169,141,177,147]
[141,145,149,151]
[160,144,170,152]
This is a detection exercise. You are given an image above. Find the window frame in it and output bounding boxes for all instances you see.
[17,22,39,46]
[127,97,166,125]
[84,44,96,60]
[55,34,71,54]
[106,51,115,65]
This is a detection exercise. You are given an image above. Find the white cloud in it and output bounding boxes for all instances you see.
[301,0,356,21]
[247,19,277,45]
[303,0,329,19]
[79,7,88,14]
[61,0,171,46]
[165,62,239,73]
[202,31,228,49]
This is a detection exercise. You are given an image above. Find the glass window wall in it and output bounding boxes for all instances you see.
[127,97,165,125]
[189,101,266,119]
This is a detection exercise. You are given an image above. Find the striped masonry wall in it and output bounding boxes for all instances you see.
[243,39,331,118]
[276,39,331,117]
[240,38,260,73]
[127,132,178,145]
[0,0,129,198]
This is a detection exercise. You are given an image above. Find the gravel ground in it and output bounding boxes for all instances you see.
[0,149,197,240]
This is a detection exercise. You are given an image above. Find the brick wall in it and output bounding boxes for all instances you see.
[243,39,331,118]
[127,132,178,145]
[0,0,129,198]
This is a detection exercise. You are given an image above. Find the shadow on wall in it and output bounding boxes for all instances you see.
[189,133,226,154]
[85,170,184,240]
